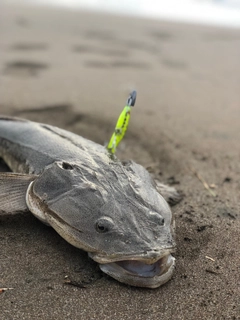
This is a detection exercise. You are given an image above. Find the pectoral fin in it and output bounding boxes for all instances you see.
[0,173,37,214]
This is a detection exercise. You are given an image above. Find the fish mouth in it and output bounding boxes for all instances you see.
[90,252,175,289]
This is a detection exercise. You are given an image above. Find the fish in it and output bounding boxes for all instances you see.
[0,116,180,288]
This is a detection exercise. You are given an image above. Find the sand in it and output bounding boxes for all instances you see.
[0,2,239,320]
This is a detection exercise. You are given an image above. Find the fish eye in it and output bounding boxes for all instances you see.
[96,223,108,233]
[95,217,113,233]
[61,162,73,170]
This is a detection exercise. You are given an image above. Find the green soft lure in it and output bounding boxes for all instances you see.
[107,91,137,154]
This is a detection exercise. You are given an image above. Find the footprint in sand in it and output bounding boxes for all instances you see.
[10,43,48,51]
[84,60,150,69]
[162,59,188,69]
[4,61,48,77]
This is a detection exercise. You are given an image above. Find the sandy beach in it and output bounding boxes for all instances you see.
[0,2,240,319]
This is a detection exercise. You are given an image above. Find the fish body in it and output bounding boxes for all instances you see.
[0,117,176,288]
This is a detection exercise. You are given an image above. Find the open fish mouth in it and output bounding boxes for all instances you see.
[98,254,175,289]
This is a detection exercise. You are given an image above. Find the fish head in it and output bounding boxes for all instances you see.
[26,159,175,288]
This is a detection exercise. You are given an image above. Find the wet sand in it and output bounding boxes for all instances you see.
[0,2,240,320]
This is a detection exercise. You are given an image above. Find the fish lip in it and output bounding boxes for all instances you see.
[99,254,175,289]
[88,247,175,264]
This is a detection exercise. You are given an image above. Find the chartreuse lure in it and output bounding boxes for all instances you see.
[107,90,137,154]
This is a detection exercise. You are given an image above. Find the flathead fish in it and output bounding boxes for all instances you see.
[0,116,180,288]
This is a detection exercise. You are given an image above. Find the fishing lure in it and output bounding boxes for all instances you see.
[107,90,137,154]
